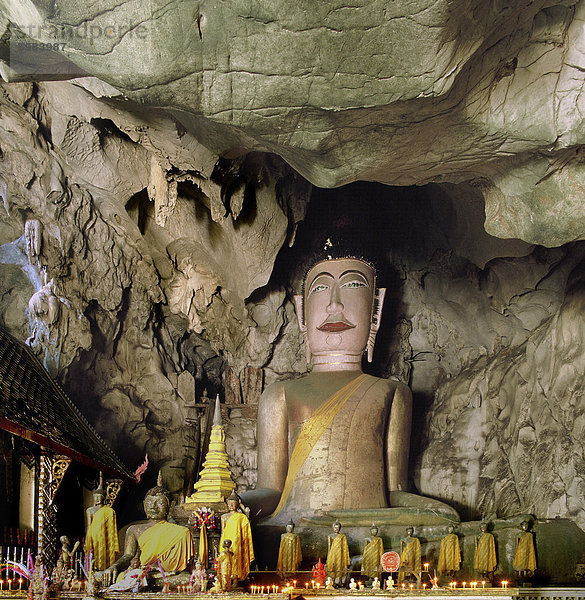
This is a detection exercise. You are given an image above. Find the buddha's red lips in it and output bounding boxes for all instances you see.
[317,321,355,332]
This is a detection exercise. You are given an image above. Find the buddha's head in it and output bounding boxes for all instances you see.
[406,526,414,537]
[332,520,342,533]
[370,523,378,536]
[93,489,105,507]
[222,539,232,549]
[227,490,240,512]
[144,486,171,520]
[295,257,385,370]
[286,519,295,533]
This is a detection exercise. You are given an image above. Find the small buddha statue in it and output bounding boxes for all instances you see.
[219,491,254,586]
[243,251,413,523]
[513,520,536,577]
[362,523,384,579]
[438,525,461,576]
[372,577,381,591]
[216,539,234,592]
[327,520,350,586]
[100,476,194,585]
[474,523,497,578]
[85,478,119,571]
[277,519,302,576]
[398,527,421,584]
[348,578,357,591]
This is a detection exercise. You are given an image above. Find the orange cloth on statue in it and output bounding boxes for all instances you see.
[327,534,350,581]
[474,533,497,573]
[85,505,119,570]
[138,521,194,572]
[277,532,302,574]
[220,512,254,580]
[513,532,536,572]
[438,533,461,573]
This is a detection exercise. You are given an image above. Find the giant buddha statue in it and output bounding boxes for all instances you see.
[243,251,413,524]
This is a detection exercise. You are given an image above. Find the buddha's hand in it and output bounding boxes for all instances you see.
[97,566,118,588]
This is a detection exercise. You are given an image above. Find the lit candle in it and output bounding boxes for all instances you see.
[0,579,3,591]
[423,584,427,590]
[482,581,486,589]
[501,581,508,589]
[401,583,406,589]
[424,563,429,571]
[305,583,309,589]
[410,583,414,590]
[293,581,297,588]
[462,581,467,588]
[261,586,264,594]
[7,579,12,591]
[19,578,23,591]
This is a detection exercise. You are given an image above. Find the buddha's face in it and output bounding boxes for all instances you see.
[94,493,104,506]
[333,522,341,533]
[299,258,378,368]
[227,499,238,512]
[286,523,295,533]
[144,492,169,520]
[370,527,378,536]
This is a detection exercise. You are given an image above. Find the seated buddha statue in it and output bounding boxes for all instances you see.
[100,479,194,585]
[243,253,413,523]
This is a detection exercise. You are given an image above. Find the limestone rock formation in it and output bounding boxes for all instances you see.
[3,1,585,244]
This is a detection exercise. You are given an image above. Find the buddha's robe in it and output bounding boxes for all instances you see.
[361,536,384,578]
[438,533,461,573]
[513,532,536,572]
[84,505,119,570]
[399,537,421,582]
[220,512,254,580]
[138,521,194,572]
[327,534,350,581]
[474,533,497,573]
[277,532,302,575]
[273,374,394,522]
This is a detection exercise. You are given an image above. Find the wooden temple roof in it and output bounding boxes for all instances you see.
[0,326,134,480]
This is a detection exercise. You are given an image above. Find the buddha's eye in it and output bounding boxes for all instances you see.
[341,280,367,289]
[310,284,329,294]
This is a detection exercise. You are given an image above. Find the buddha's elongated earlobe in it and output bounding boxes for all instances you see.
[294,294,311,364]
[366,288,386,362]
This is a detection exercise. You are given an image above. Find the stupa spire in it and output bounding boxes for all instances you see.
[185,395,236,504]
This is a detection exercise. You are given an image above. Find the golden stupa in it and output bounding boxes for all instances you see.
[186,395,236,504]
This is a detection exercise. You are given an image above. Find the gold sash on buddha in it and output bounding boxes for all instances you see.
[272,373,369,516]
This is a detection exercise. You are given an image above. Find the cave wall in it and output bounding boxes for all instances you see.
[1,77,585,533]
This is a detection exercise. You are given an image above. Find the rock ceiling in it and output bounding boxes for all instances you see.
[2,0,585,245]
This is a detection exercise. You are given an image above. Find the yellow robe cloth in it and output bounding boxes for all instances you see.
[220,512,254,580]
[438,533,461,573]
[399,537,421,582]
[474,533,497,573]
[84,505,119,570]
[277,532,302,574]
[198,523,208,568]
[362,536,384,578]
[327,534,350,581]
[272,374,369,515]
[138,521,194,572]
[513,532,536,572]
